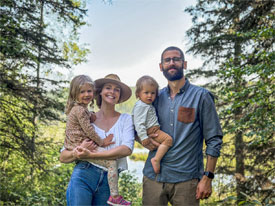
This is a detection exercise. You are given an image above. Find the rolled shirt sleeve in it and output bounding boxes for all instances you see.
[143,79,223,183]
[199,92,223,157]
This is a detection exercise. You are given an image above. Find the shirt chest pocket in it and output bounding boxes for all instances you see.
[177,107,195,123]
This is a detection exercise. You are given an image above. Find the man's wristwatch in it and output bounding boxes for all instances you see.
[204,171,215,179]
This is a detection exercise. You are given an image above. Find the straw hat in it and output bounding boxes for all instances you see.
[95,74,132,103]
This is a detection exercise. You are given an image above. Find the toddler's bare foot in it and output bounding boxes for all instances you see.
[151,157,160,174]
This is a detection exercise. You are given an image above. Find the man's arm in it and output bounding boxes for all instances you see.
[196,92,223,199]
[196,155,217,200]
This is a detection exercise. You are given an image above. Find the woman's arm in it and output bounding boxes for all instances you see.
[92,145,132,159]
[60,149,77,163]
[74,145,132,160]
[59,139,98,163]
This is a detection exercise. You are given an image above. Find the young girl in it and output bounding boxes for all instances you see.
[132,75,173,174]
[64,75,130,206]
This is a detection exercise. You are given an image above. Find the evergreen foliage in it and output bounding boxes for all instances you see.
[1,0,274,205]
[0,0,87,165]
[0,0,88,204]
[185,0,274,204]
[116,87,137,114]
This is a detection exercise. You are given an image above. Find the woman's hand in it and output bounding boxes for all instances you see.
[74,146,97,160]
[59,140,98,163]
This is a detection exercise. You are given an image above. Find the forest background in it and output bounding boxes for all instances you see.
[0,0,274,205]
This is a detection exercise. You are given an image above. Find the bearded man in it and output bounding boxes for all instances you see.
[142,46,223,206]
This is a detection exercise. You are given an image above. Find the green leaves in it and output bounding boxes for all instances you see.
[0,0,88,205]
[119,171,142,206]
[63,41,90,65]
[186,0,274,204]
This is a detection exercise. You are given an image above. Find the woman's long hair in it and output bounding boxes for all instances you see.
[65,75,95,115]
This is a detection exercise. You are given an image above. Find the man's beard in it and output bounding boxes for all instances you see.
[162,65,184,81]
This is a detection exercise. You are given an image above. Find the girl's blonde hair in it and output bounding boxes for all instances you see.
[135,75,159,98]
[65,75,95,115]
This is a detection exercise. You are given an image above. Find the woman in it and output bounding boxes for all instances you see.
[60,74,135,206]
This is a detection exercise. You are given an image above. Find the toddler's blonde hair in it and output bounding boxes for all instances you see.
[135,75,159,99]
[65,75,95,115]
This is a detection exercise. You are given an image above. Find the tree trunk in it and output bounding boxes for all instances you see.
[233,16,246,203]
[31,0,44,175]
[235,129,246,202]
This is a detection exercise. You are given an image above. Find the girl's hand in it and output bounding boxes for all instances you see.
[80,139,97,152]
[102,134,115,147]
[90,112,97,123]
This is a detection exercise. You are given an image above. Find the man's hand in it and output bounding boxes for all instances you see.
[142,133,160,151]
[196,155,217,199]
[196,176,212,200]
[80,139,97,152]
[102,134,115,147]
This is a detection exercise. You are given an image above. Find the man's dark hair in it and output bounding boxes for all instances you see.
[161,46,185,62]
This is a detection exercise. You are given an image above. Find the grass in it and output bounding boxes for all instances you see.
[129,153,148,161]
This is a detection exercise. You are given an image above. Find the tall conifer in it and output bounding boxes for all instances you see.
[0,0,88,176]
[185,0,274,203]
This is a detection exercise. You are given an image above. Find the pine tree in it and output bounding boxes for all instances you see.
[185,0,274,204]
[0,0,88,176]
[0,0,90,204]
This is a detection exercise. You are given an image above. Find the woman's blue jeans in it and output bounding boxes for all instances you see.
[66,161,110,206]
